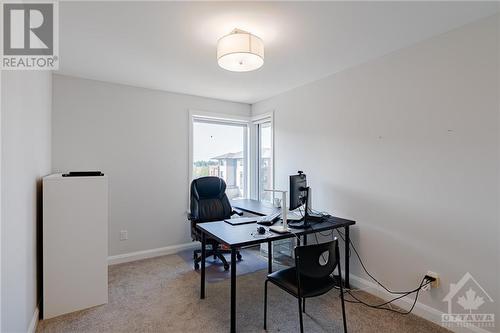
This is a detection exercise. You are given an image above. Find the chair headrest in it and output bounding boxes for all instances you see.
[191,177,227,200]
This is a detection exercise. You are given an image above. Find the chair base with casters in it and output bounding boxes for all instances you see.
[193,245,242,271]
[263,239,347,333]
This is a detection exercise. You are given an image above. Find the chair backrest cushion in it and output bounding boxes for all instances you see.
[190,177,232,223]
[294,240,339,279]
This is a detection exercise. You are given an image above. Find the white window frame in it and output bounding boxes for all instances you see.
[250,111,275,201]
[188,110,250,200]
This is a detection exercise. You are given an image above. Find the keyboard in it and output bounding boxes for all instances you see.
[257,212,281,226]
[224,217,258,226]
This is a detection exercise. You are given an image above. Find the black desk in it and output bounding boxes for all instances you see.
[198,199,355,333]
[231,199,280,216]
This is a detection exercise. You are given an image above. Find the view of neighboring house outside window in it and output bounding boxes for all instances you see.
[210,151,246,199]
[192,119,247,199]
[191,113,273,201]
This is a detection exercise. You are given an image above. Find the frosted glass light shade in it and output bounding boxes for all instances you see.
[217,29,264,72]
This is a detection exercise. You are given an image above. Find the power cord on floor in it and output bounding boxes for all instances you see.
[295,205,434,314]
[332,228,436,314]
[342,277,431,315]
[293,202,434,314]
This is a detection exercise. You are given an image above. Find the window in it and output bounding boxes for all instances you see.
[190,110,273,203]
[256,119,273,202]
[191,117,248,200]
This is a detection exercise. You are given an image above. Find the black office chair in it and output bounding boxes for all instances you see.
[264,239,347,333]
[188,176,243,271]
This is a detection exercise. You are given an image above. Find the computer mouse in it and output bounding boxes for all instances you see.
[257,226,266,235]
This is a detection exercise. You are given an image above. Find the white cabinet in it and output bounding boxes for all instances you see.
[43,174,108,319]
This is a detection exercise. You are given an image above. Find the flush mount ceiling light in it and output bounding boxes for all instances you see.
[217,29,264,72]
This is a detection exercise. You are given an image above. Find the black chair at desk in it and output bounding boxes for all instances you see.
[264,239,347,333]
[188,176,243,271]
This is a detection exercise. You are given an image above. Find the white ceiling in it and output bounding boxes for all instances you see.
[58,1,499,104]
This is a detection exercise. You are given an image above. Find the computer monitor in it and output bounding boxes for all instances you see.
[289,172,307,211]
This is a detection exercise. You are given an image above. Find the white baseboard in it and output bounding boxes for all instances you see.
[349,274,492,333]
[107,242,199,265]
[27,306,39,333]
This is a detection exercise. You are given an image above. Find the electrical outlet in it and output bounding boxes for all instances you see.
[425,271,440,289]
[120,230,128,241]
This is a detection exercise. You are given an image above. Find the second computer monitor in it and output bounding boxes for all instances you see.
[289,172,307,211]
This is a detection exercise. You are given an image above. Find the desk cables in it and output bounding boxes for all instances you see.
[303,209,434,315]
[334,229,434,314]
[283,206,433,314]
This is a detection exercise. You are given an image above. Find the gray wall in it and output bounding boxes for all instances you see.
[52,75,250,256]
[252,15,499,326]
[1,71,52,332]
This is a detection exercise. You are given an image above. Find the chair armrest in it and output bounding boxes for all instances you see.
[231,209,244,217]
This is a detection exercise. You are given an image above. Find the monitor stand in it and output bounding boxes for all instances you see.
[288,187,310,229]
[287,219,308,229]
[288,214,323,229]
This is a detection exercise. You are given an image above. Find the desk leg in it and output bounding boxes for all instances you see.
[303,234,308,245]
[200,233,206,299]
[344,226,350,289]
[230,248,237,333]
[267,241,272,273]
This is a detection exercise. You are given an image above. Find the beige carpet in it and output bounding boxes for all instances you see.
[37,252,452,333]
